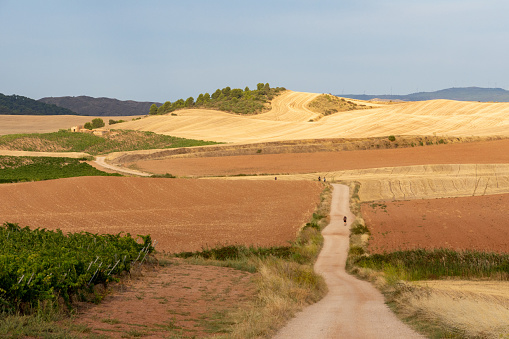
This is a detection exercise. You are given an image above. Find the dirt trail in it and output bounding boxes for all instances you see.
[274,184,425,339]
[94,156,152,177]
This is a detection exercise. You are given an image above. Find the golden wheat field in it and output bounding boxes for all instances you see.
[113,91,509,143]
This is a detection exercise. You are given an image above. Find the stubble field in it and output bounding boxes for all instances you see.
[113,91,509,143]
[0,115,140,135]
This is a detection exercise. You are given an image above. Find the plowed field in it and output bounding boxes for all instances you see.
[361,194,509,253]
[131,139,509,176]
[0,177,323,252]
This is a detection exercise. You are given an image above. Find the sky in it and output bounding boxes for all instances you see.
[1,0,508,102]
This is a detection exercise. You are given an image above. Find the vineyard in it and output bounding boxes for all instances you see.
[0,156,120,183]
[0,129,219,155]
[0,223,153,313]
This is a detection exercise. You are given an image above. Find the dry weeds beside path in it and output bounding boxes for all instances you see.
[274,184,425,339]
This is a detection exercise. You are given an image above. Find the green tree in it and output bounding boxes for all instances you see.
[91,118,105,129]
[185,97,195,107]
[211,89,222,100]
[222,87,231,97]
[149,103,159,115]
[231,88,243,99]
[196,94,204,105]
[161,101,171,113]
[172,99,185,110]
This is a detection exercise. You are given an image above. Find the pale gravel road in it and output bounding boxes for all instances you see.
[274,184,426,339]
[94,157,152,177]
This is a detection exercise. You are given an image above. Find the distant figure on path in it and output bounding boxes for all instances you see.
[343,216,347,226]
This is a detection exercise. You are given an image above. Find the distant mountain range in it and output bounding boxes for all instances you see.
[340,87,509,102]
[0,93,76,115]
[39,96,162,116]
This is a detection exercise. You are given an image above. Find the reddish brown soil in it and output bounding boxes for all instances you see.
[132,139,509,176]
[73,261,256,338]
[361,194,509,253]
[0,177,322,252]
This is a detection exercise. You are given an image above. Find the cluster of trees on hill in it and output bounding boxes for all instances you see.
[0,93,76,115]
[149,83,286,115]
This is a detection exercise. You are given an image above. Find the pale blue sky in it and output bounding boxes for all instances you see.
[1,0,508,102]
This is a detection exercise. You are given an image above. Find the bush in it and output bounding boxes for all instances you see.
[91,118,105,129]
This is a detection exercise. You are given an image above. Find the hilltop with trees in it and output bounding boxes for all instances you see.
[149,83,286,115]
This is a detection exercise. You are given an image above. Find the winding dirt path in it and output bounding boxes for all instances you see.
[94,156,152,177]
[274,184,425,339]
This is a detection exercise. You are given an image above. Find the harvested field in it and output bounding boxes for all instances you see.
[0,115,140,135]
[398,280,509,338]
[0,177,323,252]
[114,91,509,143]
[361,194,509,254]
[130,139,509,176]
[127,140,509,201]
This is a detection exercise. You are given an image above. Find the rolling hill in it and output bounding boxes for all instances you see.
[113,91,509,143]
[39,96,161,116]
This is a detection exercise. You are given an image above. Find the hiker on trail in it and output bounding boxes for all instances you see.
[343,216,347,226]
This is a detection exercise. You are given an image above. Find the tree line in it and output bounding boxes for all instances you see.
[149,83,286,115]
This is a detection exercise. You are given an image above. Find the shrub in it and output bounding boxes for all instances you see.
[91,118,104,129]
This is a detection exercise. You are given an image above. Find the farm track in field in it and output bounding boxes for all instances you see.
[275,184,425,339]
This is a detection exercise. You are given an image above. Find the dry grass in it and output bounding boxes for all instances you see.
[393,281,509,338]
[307,94,372,121]
[349,267,509,339]
[219,186,332,338]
